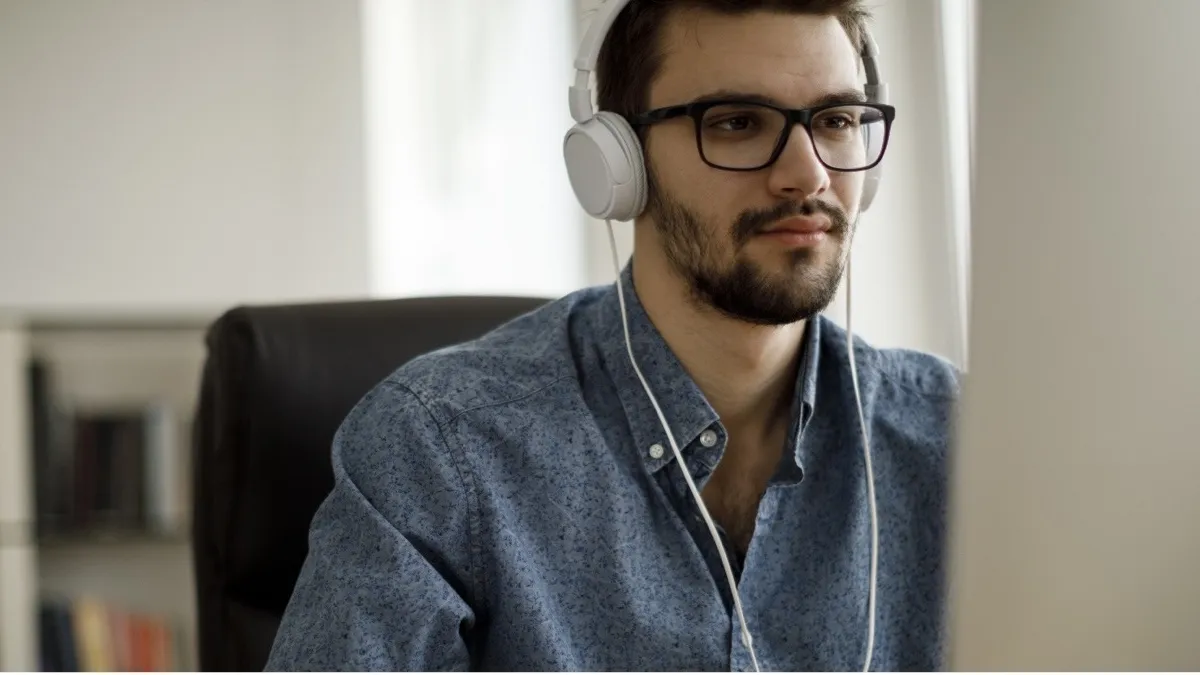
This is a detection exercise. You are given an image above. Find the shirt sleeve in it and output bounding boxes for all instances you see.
[264,380,479,671]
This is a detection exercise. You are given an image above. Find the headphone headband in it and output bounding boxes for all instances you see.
[570,0,633,122]
[570,0,886,123]
[575,0,635,75]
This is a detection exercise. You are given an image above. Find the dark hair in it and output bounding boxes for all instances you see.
[595,0,871,122]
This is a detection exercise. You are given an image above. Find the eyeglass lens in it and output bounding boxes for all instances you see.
[698,103,887,170]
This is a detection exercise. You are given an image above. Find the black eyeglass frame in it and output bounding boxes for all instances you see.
[628,98,897,173]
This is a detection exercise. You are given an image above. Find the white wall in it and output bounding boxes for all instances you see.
[0,0,371,316]
[948,0,1200,669]
[580,0,968,367]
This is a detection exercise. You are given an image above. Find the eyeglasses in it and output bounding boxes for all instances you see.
[628,98,896,172]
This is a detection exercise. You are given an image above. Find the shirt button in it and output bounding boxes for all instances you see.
[649,443,665,459]
[699,429,719,448]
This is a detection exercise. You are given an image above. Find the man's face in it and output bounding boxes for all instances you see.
[641,9,867,325]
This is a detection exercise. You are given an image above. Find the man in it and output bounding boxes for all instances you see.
[266,0,958,670]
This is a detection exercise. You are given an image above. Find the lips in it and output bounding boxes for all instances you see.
[732,200,848,249]
[759,216,831,236]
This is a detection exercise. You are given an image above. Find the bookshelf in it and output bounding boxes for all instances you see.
[0,325,37,671]
[0,315,211,671]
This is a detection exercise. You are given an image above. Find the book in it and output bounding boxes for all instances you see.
[27,358,188,541]
[38,597,177,672]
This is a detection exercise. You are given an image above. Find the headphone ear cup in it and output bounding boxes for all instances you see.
[563,111,647,221]
[860,79,888,213]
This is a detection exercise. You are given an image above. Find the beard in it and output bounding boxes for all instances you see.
[645,174,854,326]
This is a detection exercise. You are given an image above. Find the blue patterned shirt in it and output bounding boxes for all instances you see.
[266,264,960,671]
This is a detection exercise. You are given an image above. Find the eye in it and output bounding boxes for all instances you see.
[818,113,858,129]
[701,103,779,135]
[708,114,759,133]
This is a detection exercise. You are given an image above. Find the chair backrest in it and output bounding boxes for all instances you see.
[190,295,548,671]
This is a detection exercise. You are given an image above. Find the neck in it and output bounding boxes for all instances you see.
[631,249,806,441]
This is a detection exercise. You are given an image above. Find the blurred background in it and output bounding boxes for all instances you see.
[0,0,975,670]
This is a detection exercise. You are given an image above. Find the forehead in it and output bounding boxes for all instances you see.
[650,9,862,108]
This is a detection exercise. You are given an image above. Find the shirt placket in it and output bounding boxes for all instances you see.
[658,429,741,607]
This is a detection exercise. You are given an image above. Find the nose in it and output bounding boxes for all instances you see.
[766,125,831,201]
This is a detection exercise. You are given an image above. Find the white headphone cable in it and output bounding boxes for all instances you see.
[845,238,880,672]
[605,219,762,672]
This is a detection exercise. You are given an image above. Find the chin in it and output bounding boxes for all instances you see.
[758,246,829,279]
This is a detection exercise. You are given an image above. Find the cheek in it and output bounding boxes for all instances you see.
[644,128,702,187]
[831,172,865,213]
[651,147,733,216]
[691,174,745,221]
[647,136,770,237]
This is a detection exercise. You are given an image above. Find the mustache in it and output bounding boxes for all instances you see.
[732,199,850,247]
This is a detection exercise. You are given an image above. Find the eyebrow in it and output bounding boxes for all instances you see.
[691,88,868,108]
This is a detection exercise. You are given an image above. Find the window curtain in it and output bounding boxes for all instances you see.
[363,0,584,298]
[940,0,976,369]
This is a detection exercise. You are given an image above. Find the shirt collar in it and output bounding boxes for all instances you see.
[594,263,719,473]
[594,261,823,475]
[792,312,822,473]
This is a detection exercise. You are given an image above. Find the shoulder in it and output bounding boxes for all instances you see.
[818,315,962,403]
[330,286,605,496]
[372,286,606,426]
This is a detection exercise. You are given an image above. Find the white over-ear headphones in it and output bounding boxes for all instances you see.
[563,0,889,222]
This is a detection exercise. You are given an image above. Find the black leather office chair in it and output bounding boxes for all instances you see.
[190,295,548,671]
